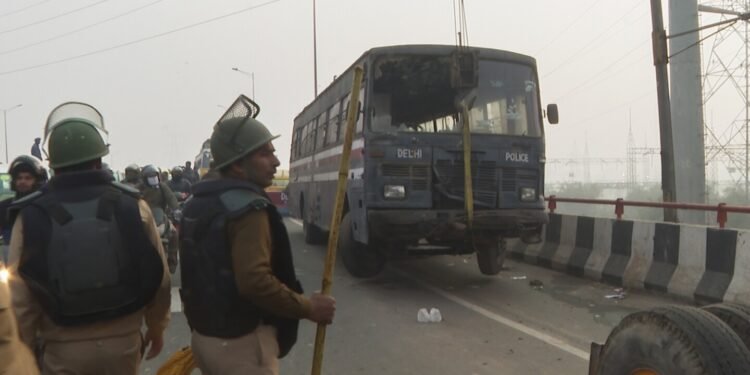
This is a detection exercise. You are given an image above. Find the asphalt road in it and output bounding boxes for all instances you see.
[142,218,689,375]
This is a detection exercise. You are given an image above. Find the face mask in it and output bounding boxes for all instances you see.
[147,176,160,187]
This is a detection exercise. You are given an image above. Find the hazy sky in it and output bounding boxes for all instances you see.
[0,0,742,183]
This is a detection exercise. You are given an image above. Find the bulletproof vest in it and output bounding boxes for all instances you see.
[16,171,163,326]
[179,178,302,357]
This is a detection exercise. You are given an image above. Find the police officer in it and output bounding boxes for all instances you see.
[179,104,335,375]
[140,165,179,273]
[8,102,171,375]
[123,164,141,187]
[0,155,48,263]
[183,161,199,184]
[168,166,191,201]
[1,277,39,375]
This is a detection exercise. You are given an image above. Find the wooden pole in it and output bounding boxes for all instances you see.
[310,65,364,375]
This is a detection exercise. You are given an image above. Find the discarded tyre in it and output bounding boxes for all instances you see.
[595,305,750,375]
[339,213,385,278]
[703,303,750,351]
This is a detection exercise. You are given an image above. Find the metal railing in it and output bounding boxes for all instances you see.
[545,195,750,229]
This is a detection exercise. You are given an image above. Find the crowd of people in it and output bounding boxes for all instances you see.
[0,100,336,375]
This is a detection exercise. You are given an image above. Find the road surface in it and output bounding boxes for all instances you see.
[142,218,689,374]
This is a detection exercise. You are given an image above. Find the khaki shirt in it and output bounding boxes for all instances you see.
[8,200,171,347]
[0,277,38,375]
[229,210,311,319]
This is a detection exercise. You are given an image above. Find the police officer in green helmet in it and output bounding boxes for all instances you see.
[179,96,335,375]
[7,102,171,375]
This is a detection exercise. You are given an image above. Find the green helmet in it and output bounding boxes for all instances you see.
[44,102,109,169]
[210,95,276,170]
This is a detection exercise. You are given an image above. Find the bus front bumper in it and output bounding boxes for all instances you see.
[367,208,548,243]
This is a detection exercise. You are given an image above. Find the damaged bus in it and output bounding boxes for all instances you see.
[288,45,558,277]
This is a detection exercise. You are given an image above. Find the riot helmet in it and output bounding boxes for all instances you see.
[9,155,48,193]
[124,164,140,183]
[44,102,109,169]
[210,95,277,170]
[141,164,160,187]
[170,166,183,179]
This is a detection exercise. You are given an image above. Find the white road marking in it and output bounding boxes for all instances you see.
[269,219,589,361]
[170,287,182,313]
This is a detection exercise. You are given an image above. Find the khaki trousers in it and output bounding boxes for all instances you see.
[192,325,279,375]
[42,332,141,375]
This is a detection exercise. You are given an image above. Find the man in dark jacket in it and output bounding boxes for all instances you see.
[179,96,335,374]
[30,138,43,160]
[0,155,47,263]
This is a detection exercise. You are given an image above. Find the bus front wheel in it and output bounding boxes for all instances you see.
[339,213,385,278]
[476,237,505,276]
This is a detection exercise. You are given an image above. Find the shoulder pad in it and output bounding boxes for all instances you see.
[10,190,43,208]
[110,181,142,197]
[219,189,270,213]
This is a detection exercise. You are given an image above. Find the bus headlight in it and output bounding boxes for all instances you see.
[384,185,406,199]
[520,187,537,202]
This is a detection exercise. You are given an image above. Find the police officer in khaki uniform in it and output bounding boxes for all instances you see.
[179,97,335,375]
[8,102,171,375]
[0,272,39,375]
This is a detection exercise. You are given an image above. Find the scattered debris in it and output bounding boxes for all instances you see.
[605,288,627,300]
[511,276,527,280]
[417,307,443,323]
[529,279,544,290]
[429,308,442,322]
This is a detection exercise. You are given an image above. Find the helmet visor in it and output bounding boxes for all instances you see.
[44,102,107,141]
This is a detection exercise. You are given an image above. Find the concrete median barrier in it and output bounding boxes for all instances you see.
[509,213,749,305]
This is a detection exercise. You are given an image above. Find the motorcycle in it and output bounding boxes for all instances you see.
[152,207,179,274]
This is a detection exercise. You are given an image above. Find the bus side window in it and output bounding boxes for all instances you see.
[326,103,339,145]
[316,113,327,150]
[337,96,346,142]
[357,86,365,133]
[302,122,311,156]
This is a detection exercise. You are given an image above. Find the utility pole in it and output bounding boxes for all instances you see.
[650,0,678,222]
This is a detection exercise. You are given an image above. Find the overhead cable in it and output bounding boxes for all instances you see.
[0,0,113,36]
[0,0,52,19]
[0,0,166,57]
[534,0,605,55]
[0,0,283,76]
[542,2,647,79]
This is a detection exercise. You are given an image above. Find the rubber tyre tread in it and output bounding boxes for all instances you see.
[597,305,750,375]
[339,213,385,278]
[703,303,750,351]
[303,220,327,245]
[476,240,505,276]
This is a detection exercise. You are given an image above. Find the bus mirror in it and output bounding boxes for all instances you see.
[546,104,559,124]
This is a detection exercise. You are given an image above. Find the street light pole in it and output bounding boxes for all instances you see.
[231,67,256,100]
[313,0,318,97]
[2,104,22,164]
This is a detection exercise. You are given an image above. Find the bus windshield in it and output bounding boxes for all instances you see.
[370,58,541,137]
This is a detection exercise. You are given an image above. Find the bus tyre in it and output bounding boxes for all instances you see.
[703,303,750,350]
[595,305,750,375]
[339,213,385,278]
[476,239,505,276]
[303,220,327,245]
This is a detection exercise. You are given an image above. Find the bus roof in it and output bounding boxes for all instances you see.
[293,44,537,124]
